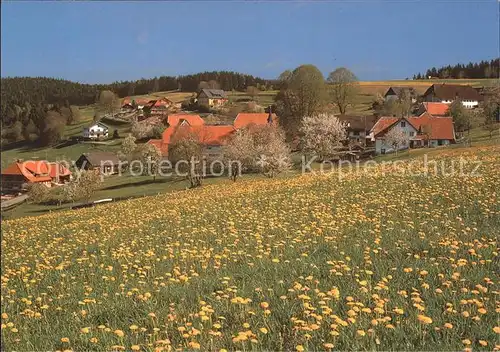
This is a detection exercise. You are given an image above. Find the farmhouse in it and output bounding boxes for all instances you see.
[171,125,235,158]
[371,114,455,154]
[418,102,450,117]
[75,152,120,174]
[146,98,173,115]
[337,115,378,146]
[197,89,228,108]
[422,84,481,108]
[384,87,417,103]
[1,160,71,193]
[233,111,276,129]
[82,122,109,140]
[147,114,206,156]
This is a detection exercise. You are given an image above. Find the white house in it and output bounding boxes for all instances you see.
[371,114,455,154]
[83,122,109,140]
[421,84,482,109]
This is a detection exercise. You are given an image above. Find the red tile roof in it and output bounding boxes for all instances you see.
[422,102,450,116]
[234,113,276,129]
[1,161,61,183]
[408,114,455,140]
[47,162,71,178]
[171,125,235,146]
[371,117,400,136]
[147,139,169,156]
[371,115,455,141]
[167,114,204,127]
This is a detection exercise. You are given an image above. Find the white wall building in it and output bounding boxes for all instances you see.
[83,122,109,139]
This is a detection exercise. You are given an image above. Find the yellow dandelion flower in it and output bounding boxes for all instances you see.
[114,330,125,337]
[259,327,268,334]
[296,345,305,352]
[417,315,433,324]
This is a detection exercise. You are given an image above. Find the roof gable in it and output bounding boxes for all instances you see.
[198,89,228,99]
[426,84,481,101]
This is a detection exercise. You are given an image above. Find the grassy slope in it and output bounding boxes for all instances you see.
[1,144,499,351]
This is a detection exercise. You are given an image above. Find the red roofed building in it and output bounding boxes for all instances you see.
[147,114,206,157]
[234,112,277,129]
[418,102,450,117]
[1,160,71,193]
[371,114,455,154]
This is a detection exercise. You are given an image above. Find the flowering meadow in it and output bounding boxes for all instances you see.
[1,146,499,351]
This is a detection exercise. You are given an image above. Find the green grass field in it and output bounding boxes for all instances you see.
[1,144,499,351]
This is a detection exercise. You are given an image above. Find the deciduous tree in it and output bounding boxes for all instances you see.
[384,126,409,154]
[300,114,347,161]
[327,67,359,115]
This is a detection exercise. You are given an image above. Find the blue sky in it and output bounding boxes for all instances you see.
[1,1,498,83]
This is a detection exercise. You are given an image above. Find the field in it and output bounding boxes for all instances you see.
[1,145,499,351]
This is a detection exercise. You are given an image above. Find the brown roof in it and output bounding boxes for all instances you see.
[80,152,120,166]
[424,84,482,101]
[337,115,378,131]
[385,87,416,98]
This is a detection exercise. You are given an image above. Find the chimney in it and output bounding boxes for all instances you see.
[16,159,23,163]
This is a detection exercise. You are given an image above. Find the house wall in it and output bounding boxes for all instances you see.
[83,125,109,139]
[423,95,478,109]
[375,120,418,154]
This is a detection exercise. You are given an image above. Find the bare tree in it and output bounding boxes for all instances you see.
[384,127,409,155]
[198,81,209,90]
[208,80,220,89]
[169,129,205,188]
[139,143,162,180]
[327,67,359,115]
[300,114,347,161]
[482,87,500,139]
[97,90,121,117]
[253,125,292,178]
[246,86,260,102]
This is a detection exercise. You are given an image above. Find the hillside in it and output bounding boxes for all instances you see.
[1,145,499,351]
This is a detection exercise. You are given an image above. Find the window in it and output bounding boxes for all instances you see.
[409,132,415,137]
[401,121,406,127]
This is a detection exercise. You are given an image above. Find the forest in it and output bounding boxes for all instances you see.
[0,71,274,125]
[414,58,499,79]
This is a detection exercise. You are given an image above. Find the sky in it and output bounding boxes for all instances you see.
[1,1,499,83]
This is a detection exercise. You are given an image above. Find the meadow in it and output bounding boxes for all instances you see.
[1,145,499,351]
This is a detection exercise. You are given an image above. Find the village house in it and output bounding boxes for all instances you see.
[147,112,276,158]
[147,114,206,156]
[148,98,172,114]
[384,87,417,103]
[233,111,276,129]
[417,102,450,117]
[337,115,378,146]
[75,152,120,174]
[371,113,455,154]
[82,122,109,140]
[421,84,482,108]
[1,160,71,193]
[196,89,228,108]
[171,125,236,159]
